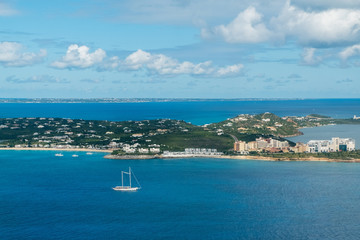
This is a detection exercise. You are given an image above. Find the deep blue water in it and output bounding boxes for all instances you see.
[1,151,360,240]
[2,99,360,239]
[0,99,360,125]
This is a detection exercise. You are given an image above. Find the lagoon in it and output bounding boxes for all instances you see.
[288,124,360,149]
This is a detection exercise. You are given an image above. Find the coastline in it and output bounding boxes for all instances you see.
[104,153,360,162]
[215,155,360,163]
[0,147,112,153]
[1,147,358,163]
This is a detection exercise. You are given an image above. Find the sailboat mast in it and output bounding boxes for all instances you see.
[129,167,132,187]
[121,171,123,187]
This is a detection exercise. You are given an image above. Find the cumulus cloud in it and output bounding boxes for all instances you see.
[120,49,243,77]
[275,2,360,46]
[6,75,69,84]
[203,6,272,43]
[124,49,152,70]
[339,44,360,60]
[301,48,323,66]
[216,64,244,77]
[82,0,269,25]
[0,42,46,67]
[81,0,360,26]
[51,44,106,69]
[204,1,360,48]
[54,45,243,77]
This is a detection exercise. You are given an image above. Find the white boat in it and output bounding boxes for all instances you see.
[55,153,63,157]
[72,154,79,157]
[113,167,141,191]
[86,152,93,155]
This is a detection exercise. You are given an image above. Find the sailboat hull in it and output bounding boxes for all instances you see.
[112,186,139,191]
[113,167,141,191]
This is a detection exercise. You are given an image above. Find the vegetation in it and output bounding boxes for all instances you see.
[0,113,358,157]
[307,114,331,119]
[251,150,360,160]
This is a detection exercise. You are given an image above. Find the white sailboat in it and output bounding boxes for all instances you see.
[113,167,141,191]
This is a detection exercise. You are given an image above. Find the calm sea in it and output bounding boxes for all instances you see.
[0,99,359,125]
[1,99,360,239]
[1,151,360,240]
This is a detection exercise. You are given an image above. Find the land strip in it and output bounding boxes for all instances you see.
[0,113,358,160]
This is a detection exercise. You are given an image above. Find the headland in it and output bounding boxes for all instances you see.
[0,112,358,161]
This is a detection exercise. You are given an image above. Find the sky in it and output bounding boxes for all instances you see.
[0,0,359,98]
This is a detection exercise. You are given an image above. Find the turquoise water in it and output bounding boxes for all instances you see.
[1,151,360,239]
[0,99,359,125]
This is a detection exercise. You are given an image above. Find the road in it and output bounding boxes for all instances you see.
[229,134,238,142]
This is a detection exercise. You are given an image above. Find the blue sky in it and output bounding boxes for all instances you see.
[0,0,359,98]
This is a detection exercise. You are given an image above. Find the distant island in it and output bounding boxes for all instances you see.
[0,112,359,161]
[0,98,308,103]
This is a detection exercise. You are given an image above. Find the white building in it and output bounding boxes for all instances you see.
[307,137,355,153]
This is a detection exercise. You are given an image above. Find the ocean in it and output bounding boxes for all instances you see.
[1,99,360,239]
[1,151,360,240]
[0,99,359,125]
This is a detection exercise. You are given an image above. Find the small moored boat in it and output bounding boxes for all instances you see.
[55,153,63,157]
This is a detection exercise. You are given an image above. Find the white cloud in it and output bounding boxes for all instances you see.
[84,0,360,26]
[51,44,106,69]
[54,45,243,77]
[84,0,266,25]
[339,44,360,60]
[301,48,322,65]
[275,1,360,46]
[120,49,243,77]
[6,75,69,84]
[124,49,152,70]
[0,2,18,16]
[205,6,272,43]
[204,1,360,47]
[216,64,244,76]
[0,42,46,67]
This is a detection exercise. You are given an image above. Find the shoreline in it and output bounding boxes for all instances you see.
[0,147,112,153]
[104,153,360,163]
[215,155,360,163]
[0,148,358,162]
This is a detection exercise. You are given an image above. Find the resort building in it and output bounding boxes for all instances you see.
[290,143,307,153]
[163,148,223,157]
[234,137,355,154]
[306,137,355,153]
[234,137,289,153]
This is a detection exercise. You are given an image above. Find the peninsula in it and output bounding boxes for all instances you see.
[0,113,359,161]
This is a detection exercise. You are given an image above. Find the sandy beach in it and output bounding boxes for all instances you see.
[104,153,360,162]
[0,147,112,153]
[0,148,358,162]
[214,155,360,162]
